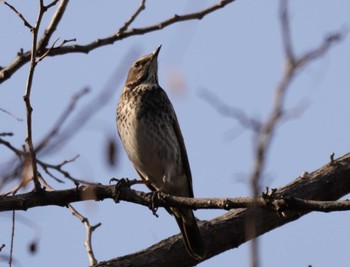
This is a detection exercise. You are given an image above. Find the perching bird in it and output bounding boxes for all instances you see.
[116,46,205,259]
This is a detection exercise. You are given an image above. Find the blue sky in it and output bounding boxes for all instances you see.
[1,0,350,266]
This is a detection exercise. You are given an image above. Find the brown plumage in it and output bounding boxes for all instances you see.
[116,46,205,259]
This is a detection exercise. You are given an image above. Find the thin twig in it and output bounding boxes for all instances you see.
[0,132,13,137]
[0,108,23,121]
[35,87,90,153]
[0,138,22,158]
[69,206,101,265]
[0,87,89,188]
[116,0,146,34]
[280,0,294,64]
[36,37,61,62]
[39,175,100,265]
[36,155,92,185]
[198,88,261,132]
[4,1,33,29]
[45,0,60,10]
[9,210,15,267]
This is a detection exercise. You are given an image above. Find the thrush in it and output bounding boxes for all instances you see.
[116,46,205,259]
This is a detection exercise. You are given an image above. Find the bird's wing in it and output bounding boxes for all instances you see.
[162,91,194,198]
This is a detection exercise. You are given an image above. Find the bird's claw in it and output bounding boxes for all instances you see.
[146,191,160,218]
[110,178,131,203]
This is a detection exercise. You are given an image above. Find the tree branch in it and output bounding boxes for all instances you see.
[0,153,349,212]
[0,0,235,84]
[93,152,350,267]
[23,0,47,191]
[1,153,350,265]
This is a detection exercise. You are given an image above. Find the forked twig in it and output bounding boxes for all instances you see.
[38,175,100,265]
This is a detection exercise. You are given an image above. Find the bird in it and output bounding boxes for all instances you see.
[116,45,205,259]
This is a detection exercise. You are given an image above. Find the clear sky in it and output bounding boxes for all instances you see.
[1,0,350,266]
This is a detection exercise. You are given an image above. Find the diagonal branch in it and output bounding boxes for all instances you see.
[35,87,90,153]
[4,1,33,29]
[116,0,146,34]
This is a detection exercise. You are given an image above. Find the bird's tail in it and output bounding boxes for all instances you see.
[174,209,206,259]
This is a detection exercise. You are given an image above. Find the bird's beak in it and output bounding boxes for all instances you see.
[152,45,162,59]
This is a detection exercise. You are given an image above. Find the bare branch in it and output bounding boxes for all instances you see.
[23,1,47,191]
[280,0,294,63]
[36,155,93,185]
[0,0,235,84]
[198,88,261,132]
[1,152,350,213]
[295,31,344,70]
[35,87,90,153]
[0,132,13,137]
[0,138,22,158]
[83,220,101,266]
[39,176,100,265]
[45,0,60,10]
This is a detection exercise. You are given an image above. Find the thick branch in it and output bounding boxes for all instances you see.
[94,153,350,267]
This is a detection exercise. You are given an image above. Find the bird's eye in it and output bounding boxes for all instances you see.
[134,61,142,68]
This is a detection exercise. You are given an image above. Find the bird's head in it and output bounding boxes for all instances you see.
[125,45,162,87]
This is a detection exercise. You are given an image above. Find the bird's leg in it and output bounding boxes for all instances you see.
[144,190,161,218]
[110,178,153,203]
[109,178,132,203]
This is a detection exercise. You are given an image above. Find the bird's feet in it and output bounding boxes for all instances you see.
[145,191,161,218]
[109,178,131,203]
